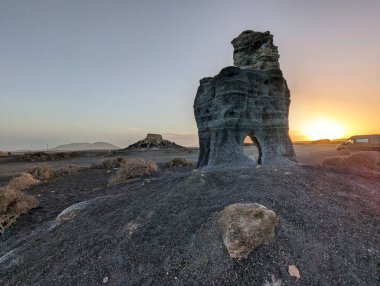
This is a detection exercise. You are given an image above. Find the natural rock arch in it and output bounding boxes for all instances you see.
[194,31,296,168]
[244,135,262,164]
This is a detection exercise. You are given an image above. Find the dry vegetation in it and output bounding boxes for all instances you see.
[0,186,38,234]
[59,164,80,175]
[7,173,41,191]
[108,159,158,186]
[30,165,56,181]
[0,163,85,234]
[21,151,80,162]
[101,157,128,169]
[165,157,194,168]
[322,151,380,171]
[0,151,10,157]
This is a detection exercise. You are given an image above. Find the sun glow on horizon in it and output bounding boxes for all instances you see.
[302,118,346,141]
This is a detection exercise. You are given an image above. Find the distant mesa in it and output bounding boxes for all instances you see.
[127,133,183,150]
[53,142,120,151]
[311,139,331,144]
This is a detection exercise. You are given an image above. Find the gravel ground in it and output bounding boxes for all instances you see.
[0,164,379,286]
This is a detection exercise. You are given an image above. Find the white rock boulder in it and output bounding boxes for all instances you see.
[218,203,277,259]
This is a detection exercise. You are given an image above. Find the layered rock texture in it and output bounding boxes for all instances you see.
[218,203,277,259]
[194,30,296,168]
[127,134,183,149]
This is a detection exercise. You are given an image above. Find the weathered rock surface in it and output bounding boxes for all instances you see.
[55,200,92,225]
[218,203,277,259]
[194,30,296,168]
[232,30,280,71]
[127,133,183,149]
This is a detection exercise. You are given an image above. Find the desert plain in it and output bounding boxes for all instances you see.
[0,144,379,285]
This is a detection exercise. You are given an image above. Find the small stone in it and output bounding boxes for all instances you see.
[288,265,300,279]
[263,275,283,286]
[284,172,291,175]
[218,203,278,259]
[102,276,109,283]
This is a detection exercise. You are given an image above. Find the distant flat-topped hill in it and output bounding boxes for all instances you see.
[53,142,120,151]
[126,133,183,150]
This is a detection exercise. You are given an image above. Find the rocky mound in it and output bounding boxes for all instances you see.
[127,134,183,150]
[1,166,379,285]
[311,139,331,144]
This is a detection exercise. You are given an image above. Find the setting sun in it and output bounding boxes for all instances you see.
[302,118,346,141]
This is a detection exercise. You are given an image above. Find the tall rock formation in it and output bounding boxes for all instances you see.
[194,30,296,168]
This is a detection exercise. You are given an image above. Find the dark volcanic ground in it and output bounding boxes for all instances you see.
[0,164,379,286]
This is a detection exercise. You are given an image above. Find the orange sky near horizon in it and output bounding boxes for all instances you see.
[286,52,380,141]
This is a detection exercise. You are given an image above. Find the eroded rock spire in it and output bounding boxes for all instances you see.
[194,30,296,168]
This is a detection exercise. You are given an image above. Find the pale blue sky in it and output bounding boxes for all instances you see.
[1,1,379,150]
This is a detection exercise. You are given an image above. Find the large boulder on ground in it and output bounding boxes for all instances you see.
[218,203,277,259]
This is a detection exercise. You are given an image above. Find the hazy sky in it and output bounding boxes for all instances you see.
[1,0,379,150]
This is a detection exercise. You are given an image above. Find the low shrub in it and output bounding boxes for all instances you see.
[338,149,352,156]
[0,186,38,234]
[7,173,41,191]
[30,164,56,181]
[165,157,194,168]
[60,164,80,175]
[0,151,9,157]
[100,157,128,169]
[108,159,158,186]
[322,151,380,171]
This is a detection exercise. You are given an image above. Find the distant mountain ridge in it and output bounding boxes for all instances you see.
[53,142,120,151]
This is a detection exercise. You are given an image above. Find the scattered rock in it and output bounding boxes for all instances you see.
[218,203,277,259]
[55,200,92,225]
[165,157,194,168]
[263,275,284,286]
[102,276,109,284]
[194,30,296,168]
[288,265,300,279]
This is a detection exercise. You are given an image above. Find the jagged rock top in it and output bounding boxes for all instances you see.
[231,30,280,71]
[146,134,163,140]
